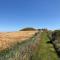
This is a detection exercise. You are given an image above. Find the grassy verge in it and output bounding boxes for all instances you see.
[32,31,59,60]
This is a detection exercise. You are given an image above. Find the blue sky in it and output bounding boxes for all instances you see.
[0,0,60,31]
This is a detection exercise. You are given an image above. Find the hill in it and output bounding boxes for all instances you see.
[20,27,37,31]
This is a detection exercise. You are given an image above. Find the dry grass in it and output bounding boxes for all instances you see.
[0,31,37,51]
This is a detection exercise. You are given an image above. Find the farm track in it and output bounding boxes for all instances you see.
[32,31,59,60]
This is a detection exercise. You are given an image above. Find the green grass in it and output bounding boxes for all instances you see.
[32,31,59,60]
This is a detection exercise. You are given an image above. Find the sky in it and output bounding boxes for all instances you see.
[0,0,60,32]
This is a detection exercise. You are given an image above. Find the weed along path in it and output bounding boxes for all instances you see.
[32,31,59,60]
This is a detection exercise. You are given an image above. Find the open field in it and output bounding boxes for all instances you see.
[0,31,37,51]
[0,31,39,60]
[0,30,59,60]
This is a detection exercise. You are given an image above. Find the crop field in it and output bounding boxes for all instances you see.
[0,30,59,60]
[0,30,40,60]
[0,31,37,51]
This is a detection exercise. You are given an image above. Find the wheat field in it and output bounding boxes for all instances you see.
[0,31,37,51]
